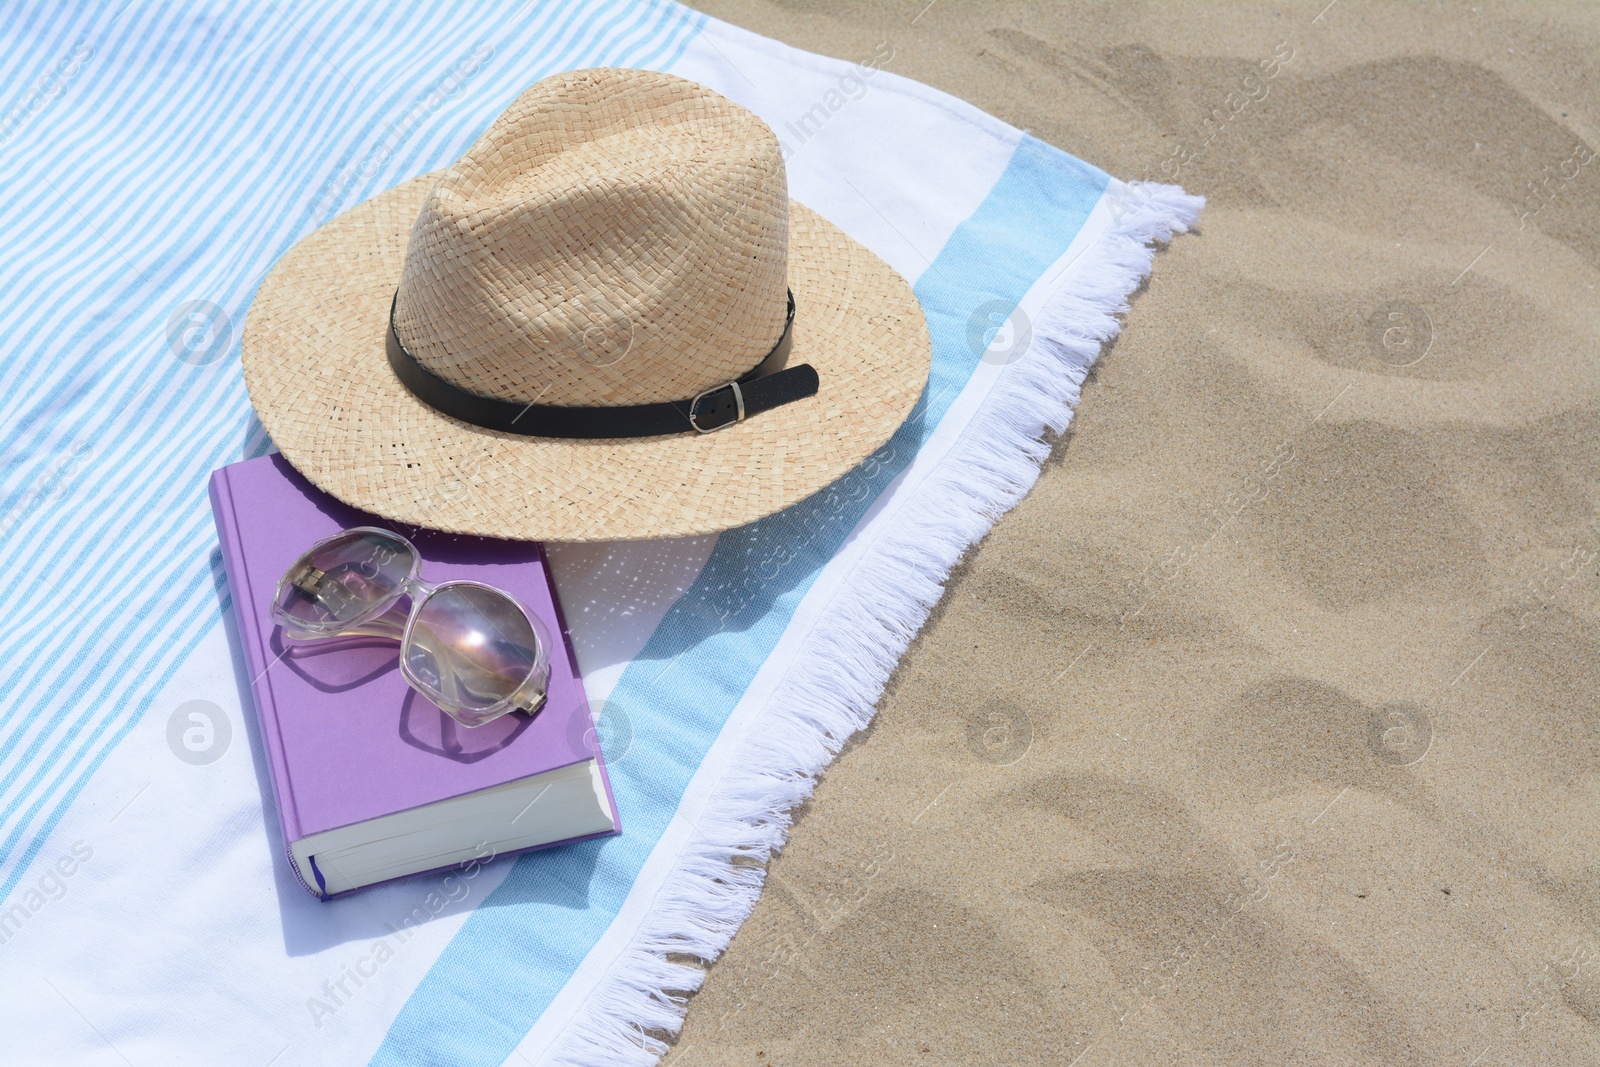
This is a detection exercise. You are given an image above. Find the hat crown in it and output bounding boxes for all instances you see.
[392,68,790,407]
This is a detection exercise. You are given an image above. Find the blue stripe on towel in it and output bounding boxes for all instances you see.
[369,133,1108,1067]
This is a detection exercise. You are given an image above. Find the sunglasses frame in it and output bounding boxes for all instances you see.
[270,526,550,728]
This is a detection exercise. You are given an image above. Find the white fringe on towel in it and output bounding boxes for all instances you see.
[545,179,1204,1066]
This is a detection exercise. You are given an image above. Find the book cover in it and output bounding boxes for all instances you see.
[209,453,620,898]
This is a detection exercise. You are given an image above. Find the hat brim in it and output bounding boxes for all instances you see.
[242,173,931,542]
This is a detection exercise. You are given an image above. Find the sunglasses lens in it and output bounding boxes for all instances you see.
[274,530,416,637]
[404,584,551,725]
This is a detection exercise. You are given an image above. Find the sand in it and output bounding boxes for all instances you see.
[665,2,1600,1064]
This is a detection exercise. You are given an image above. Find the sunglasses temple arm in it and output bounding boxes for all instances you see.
[331,604,408,642]
[434,661,469,715]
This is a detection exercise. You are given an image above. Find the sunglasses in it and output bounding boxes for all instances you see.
[271,527,552,728]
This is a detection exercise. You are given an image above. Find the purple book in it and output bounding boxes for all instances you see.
[210,454,620,900]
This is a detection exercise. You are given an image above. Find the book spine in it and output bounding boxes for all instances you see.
[209,466,320,899]
[538,542,621,833]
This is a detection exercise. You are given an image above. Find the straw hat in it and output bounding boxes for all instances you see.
[242,67,930,542]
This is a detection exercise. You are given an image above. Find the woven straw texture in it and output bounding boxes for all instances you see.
[242,68,930,542]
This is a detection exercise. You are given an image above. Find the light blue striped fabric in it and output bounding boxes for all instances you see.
[0,0,705,908]
[0,4,1152,1063]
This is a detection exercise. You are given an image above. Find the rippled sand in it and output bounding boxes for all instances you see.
[672,2,1599,1064]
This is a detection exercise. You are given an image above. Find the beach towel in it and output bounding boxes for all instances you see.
[0,2,1200,1063]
